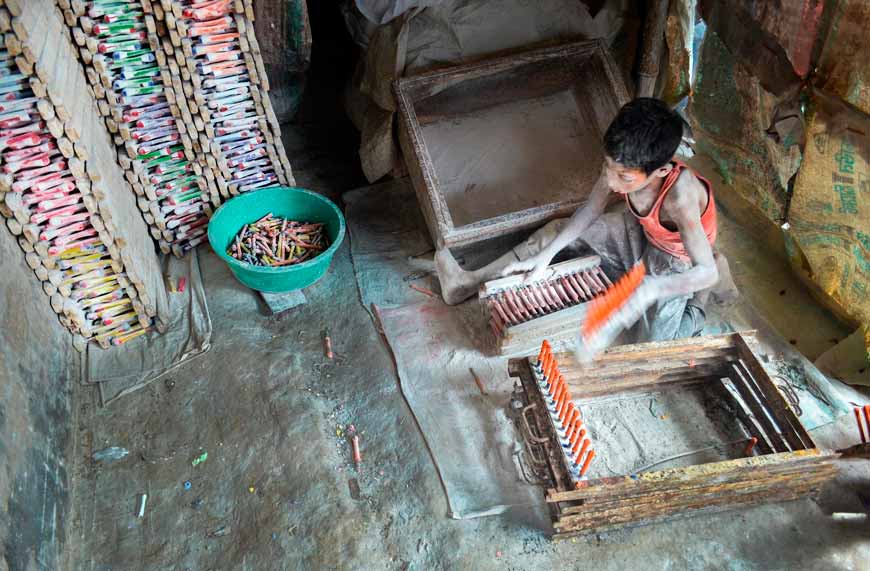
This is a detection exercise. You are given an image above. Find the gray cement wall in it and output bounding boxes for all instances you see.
[0,229,75,571]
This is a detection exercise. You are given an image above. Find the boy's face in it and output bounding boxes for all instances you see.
[603,157,670,195]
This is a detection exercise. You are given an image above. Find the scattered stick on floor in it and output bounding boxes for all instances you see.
[351,434,362,467]
[137,493,148,518]
[409,283,437,298]
[469,368,487,395]
[855,407,867,444]
[323,329,334,360]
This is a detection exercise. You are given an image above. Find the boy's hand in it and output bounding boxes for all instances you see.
[502,251,554,283]
[574,276,664,361]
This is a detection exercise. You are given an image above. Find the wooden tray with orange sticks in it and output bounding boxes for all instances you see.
[508,331,838,539]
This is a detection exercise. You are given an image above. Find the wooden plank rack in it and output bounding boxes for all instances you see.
[507,331,838,539]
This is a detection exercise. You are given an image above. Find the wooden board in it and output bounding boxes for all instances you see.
[395,40,631,250]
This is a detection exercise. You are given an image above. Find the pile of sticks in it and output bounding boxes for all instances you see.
[0,0,170,348]
[227,213,327,267]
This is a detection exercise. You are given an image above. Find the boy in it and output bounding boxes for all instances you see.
[436,98,734,343]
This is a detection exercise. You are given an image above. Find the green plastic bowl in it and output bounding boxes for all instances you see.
[207,186,346,293]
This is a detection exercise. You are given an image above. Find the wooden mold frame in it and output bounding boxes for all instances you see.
[394,39,630,250]
[507,331,838,539]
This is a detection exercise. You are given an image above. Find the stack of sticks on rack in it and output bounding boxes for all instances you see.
[58,0,213,257]
[532,340,596,481]
[53,0,295,257]
[0,0,170,348]
[151,0,293,195]
[480,256,612,339]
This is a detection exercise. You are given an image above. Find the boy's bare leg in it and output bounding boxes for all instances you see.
[436,219,569,305]
[435,248,519,305]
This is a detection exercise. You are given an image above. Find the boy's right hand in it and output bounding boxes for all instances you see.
[502,251,553,283]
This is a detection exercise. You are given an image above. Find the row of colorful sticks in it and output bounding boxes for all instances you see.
[534,340,595,480]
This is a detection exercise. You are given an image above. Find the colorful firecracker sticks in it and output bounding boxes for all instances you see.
[60,0,213,257]
[226,213,329,267]
[0,2,158,349]
[153,0,293,196]
[532,341,596,482]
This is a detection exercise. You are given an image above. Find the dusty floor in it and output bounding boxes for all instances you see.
[69,165,870,571]
[67,12,870,566]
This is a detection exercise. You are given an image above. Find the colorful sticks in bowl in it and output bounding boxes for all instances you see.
[226,213,329,267]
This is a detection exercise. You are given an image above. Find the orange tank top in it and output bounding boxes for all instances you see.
[625,161,717,262]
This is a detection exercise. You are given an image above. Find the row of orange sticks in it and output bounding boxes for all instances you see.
[535,340,595,480]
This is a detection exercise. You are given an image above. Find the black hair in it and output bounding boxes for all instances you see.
[603,98,684,175]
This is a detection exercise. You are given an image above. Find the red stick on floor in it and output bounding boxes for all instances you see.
[351,435,362,466]
[323,331,334,360]
[409,283,436,298]
[855,408,867,444]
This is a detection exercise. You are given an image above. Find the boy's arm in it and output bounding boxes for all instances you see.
[503,167,610,281]
[577,173,718,358]
[651,173,719,297]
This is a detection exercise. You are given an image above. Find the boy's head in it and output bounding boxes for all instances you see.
[603,98,684,194]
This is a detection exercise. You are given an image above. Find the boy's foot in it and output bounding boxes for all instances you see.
[435,248,478,305]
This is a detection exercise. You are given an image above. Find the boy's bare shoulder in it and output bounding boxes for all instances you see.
[662,168,705,215]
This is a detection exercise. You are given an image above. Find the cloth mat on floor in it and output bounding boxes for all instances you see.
[378,298,542,518]
[81,250,212,405]
[346,180,543,519]
[344,179,434,308]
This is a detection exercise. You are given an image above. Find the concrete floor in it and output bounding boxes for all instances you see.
[69,168,870,570]
[67,14,870,567]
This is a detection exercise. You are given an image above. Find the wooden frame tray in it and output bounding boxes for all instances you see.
[508,332,838,539]
[395,40,630,249]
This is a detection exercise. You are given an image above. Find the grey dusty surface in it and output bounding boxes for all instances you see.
[64,9,870,567]
[422,90,602,227]
[0,227,73,571]
[69,214,870,571]
[68,164,870,570]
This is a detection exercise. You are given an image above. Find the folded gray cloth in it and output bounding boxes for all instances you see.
[355,0,442,24]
